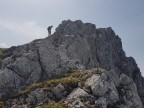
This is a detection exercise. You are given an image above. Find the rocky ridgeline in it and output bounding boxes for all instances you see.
[0,20,144,108]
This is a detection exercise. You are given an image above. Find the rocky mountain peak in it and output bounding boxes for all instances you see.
[55,20,96,35]
[0,20,144,108]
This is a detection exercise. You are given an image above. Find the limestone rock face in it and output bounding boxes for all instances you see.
[64,69,142,108]
[119,74,143,108]
[0,20,144,107]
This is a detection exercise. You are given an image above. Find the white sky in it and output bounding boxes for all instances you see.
[0,0,144,75]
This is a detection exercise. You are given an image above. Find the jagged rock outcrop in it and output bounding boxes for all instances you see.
[5,69,143,108]
[0,20,144,107]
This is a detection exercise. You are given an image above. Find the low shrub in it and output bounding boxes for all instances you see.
[95,67,104,74]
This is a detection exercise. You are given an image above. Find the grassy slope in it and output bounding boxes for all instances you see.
[12,69,103,108]
[15,69,103,98]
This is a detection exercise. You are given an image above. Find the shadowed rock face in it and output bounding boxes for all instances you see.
[0,20,144,106]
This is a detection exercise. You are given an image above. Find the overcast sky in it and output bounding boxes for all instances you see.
[0,0,143,75]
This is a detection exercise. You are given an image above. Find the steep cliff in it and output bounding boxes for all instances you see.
[0,20,144,108]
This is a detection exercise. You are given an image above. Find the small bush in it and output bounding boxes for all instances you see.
[0,101,4,108]
[95,67,104,74]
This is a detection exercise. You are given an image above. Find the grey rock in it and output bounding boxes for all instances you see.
[18,97,26,105]
[117,104,129,108]
[95,97,107,108]
[52,84,66,99]
[55,20,96,35]
[26,89,47,105]
[0,20,143,107]
[85,70,119,103]
[85,74,101,87]
[91,79,109,97]
[11,105,28,108]
[66,88,91,100]
[68,98,86,108]
[119,74,143,108]
[65,88,94,108]
[106,90,119,104]
[0,68,21,99]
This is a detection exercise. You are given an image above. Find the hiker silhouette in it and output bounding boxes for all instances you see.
[47,25,53,36]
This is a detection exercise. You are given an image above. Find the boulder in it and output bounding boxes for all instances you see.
[68,98,86,108]
[66,88,91,100]
[65,88,93,107]
[85,74,101,87]
[26,89,47,105]
[91,80,109,97]
[52,84,66,99]
[95,97,107,108]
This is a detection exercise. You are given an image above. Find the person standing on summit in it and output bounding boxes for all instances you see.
[47,25,53,36]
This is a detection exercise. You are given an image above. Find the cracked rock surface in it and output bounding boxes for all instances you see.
[0,20,144,107]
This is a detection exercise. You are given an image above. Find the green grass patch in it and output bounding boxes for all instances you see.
[14,76,79,98]
[94,67,104,74]
[14,68,104,99]
[38,100,69,108]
